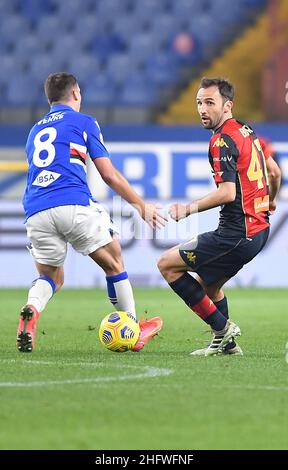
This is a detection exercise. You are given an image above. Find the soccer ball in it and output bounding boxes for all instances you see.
[99,311,140,352]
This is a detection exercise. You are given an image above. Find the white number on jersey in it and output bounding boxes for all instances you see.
[32,127,57,168]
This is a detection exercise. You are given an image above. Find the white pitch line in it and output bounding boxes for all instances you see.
[0,359,141,368]
[0,359,173,388]
[0,359,167,369]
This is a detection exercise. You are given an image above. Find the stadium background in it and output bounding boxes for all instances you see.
[0,0,287,288]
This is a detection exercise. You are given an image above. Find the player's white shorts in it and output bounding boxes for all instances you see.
[26,202,118,267]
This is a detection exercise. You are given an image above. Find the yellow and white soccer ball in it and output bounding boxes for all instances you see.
[99,311,140,352]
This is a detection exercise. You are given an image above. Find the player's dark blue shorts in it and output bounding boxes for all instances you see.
[179,227,269,285]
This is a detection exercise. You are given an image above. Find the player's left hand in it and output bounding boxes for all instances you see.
[269,199,277,215]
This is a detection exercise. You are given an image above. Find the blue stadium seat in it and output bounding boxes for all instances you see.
[19,0,53,22]
[145,53,179,86]
[6,76,41,105]
[83,76,116,106]
[52,0,92,26]
[110,16,146,39]
[95,0,131,17]
[146,26,179,52]
[119,86,157,106]
[68,55,102,84]
[1,15,31,50]
[243,0,267,5]
[132,0,169,21]
[49,34,87,59]
[128,33,160,65]
[0,37,11,54]
[119,77,158,106]
[35,15,70,37]
[148,13,181,42]
[89,33,126,62]
[0,0,19,16]
[170,0,204,19]
[106,54,136,86]
[71,15,105,45]
[27,54,67,82]
[208,0,247,23]
[0,55,26,87]
[13,34,49,58]
[189,15,222,45]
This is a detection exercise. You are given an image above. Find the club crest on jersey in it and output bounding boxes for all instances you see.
[32,170,61,187]
[213,137,229,148]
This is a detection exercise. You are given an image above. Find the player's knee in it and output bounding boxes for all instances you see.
[157,253,171,278]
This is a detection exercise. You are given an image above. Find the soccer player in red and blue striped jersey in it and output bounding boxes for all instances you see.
[158,77,281,356]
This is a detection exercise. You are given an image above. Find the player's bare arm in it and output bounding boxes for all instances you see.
[266,156,281,214]
[94,157,167,229]
[169,181,236,221]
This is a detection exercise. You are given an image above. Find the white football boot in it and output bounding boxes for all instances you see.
[190,342,243,356]
[190,321,242,356]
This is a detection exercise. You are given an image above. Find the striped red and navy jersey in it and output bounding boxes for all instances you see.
[209,118,270,238]
[258,136,275,161]
[23,104,109,219]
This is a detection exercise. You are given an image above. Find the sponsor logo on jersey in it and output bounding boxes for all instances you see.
[37,112,65,125]
[213,137,229,148]
[213,155,233,162]
[254,195,269,213]
[32,170,61,187]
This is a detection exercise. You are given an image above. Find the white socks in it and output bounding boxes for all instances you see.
[106,272,136,319]
[27,277,55,313]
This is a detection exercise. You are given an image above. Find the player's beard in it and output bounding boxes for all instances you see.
[202,114,223,131]
[201,117,214,129]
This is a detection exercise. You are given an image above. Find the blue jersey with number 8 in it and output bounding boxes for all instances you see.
[23,104,109,219]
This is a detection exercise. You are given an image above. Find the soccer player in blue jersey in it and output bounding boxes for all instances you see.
[17,72,165,353]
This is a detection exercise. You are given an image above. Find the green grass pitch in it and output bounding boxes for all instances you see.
[0,288,287,450]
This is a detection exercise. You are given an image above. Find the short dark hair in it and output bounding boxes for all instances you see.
[44,72,78,104]
[199,77,235,101]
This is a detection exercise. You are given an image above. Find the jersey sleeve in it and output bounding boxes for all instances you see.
[85,117,110,160]
[258,137,273,161]
[209,133,239,184]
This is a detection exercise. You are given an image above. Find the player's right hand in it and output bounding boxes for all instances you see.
[169,203,189,221]
[140,203,167,229]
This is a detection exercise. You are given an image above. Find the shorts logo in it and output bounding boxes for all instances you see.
[254,195,269,213]
[213,137,229,148]
[32,170,61,187]
[184,251,196,264]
